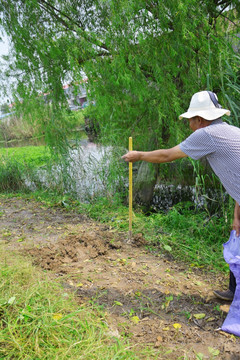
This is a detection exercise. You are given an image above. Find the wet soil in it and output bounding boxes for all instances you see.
[0,196,240,359]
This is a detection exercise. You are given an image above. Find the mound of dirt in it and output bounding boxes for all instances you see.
[28,228,126,272]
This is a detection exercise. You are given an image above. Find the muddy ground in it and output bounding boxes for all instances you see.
[0,196,240,359]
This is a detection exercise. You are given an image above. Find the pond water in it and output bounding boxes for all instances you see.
[152,183,228,214]
[32,140,114,201]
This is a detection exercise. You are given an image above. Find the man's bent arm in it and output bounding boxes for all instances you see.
[122,145,188,163]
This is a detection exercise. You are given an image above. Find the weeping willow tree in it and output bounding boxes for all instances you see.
[0,0,239,203]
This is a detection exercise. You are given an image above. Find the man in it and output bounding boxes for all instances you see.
[122,90,240,301]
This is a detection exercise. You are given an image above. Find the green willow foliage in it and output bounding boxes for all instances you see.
[0,0,239,153]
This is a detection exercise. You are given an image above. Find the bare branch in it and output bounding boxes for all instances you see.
[77,51,111,65]
[38,0,84,29]
[219,13,239,27]
[37,0,110,53]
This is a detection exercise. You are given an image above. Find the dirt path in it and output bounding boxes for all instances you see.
[1,196,240,359]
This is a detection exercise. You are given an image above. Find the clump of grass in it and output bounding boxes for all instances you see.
[0,247,159,359]
[0,114,40,142]
[0,147,52,193]
[146,203,230,272]
[0,157,28,192]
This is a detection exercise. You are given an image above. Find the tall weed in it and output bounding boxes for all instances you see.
[149,203,231,271]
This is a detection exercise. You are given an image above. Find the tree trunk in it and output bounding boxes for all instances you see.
[133,162,158,211]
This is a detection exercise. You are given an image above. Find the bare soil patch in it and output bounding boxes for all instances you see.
[1,196,240,359]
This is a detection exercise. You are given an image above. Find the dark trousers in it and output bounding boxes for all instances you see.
[229,270,236,294]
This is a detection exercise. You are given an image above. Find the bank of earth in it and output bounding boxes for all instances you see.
[0,196,239,359]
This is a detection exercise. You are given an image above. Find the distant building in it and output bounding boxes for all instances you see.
[63,78,88,110]
[2,79,89,114]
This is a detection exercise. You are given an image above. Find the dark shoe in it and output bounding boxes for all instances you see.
[213,289,234,301]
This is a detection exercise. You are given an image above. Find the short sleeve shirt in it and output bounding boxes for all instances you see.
[179,119,240,204]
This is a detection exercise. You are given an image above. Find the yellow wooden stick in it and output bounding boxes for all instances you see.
[129,137,133,240]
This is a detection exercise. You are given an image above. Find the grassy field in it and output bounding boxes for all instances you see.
[0,145,51,166]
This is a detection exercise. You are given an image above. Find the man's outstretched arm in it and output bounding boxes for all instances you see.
[122,145,188,163]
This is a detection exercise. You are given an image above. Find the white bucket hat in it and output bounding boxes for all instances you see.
[179,91,230,121]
